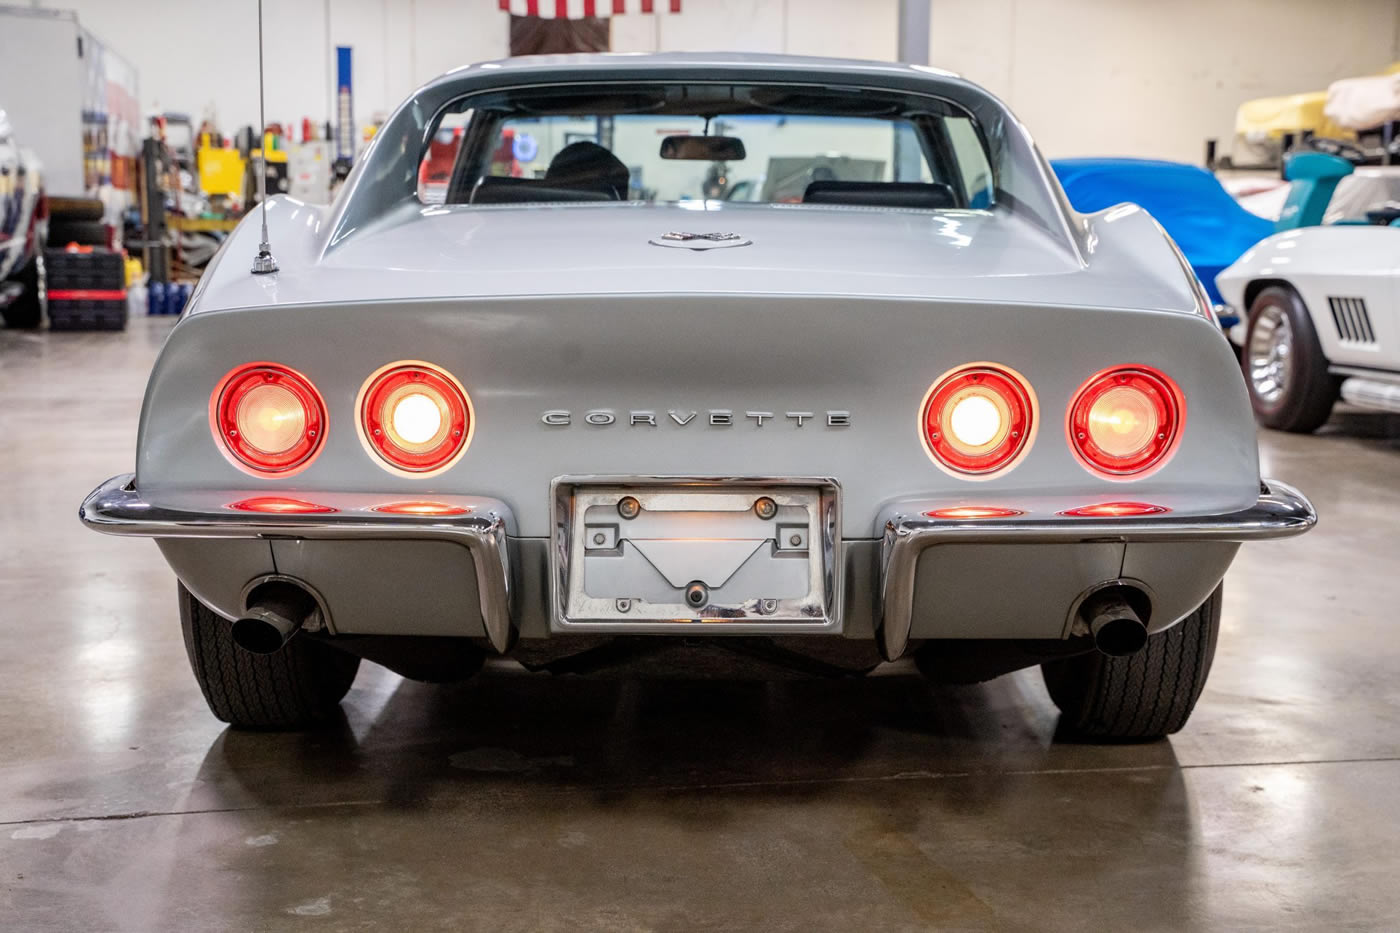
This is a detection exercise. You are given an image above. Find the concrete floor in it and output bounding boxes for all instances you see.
[1,315,1398,932]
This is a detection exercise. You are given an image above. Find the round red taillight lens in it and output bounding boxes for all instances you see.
[1069,366,1184,477]
[359,363,471,475]
[922,364,1036,477]
[212,363,326,475]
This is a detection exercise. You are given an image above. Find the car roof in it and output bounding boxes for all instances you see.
[428,51,961,85]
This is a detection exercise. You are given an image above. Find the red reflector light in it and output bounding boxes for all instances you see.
[359,362,472,476]
[921,364,1037,477]
[1060,502,1170,517]
[1068,366,1184,478]
[212,363,326,476]
[925,506,1024,519]
[371,501,472,516]
[227,496,336,514]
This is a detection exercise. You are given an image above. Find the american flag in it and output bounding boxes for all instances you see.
[497,0,682,16]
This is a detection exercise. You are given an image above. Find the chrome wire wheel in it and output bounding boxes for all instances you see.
[1248,303,1293,405]
[1243,285,1336,433]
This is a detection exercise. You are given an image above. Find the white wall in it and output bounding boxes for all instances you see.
[29,0,1400,161]
[610,0,898,59]
[929,0,1400,162]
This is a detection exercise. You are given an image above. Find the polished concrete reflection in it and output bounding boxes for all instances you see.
[1,317,1397,931]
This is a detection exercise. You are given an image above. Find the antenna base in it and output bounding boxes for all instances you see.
[251,244,279,275]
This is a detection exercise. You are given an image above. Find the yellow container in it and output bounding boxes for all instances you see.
[198,145,246,197]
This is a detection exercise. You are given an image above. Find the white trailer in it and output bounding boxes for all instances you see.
[0,5,139,222]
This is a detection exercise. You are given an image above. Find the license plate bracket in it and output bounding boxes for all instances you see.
[550,477,841,633]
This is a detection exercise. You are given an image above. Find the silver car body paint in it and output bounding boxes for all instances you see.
[86,53,1311,651]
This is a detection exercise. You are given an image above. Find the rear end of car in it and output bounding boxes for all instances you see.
[79,54,1314,738]
[83,251,1301,640]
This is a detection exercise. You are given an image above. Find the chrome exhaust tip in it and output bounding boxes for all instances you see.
[232,581,317,654]
[1079,587,1150,658]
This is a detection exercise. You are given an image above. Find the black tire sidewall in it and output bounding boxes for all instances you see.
[178,582,360,729]
[1041,584,1223,741]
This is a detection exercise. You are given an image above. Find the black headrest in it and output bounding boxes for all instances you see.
[544,141,630,200]
[470,176,615,204]
[803,180,958,209]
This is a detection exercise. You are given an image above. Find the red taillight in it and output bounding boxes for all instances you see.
[925,506,1024,519]
[1060,502,1170,517]
[359,362,472,476]
[228,496,336,514]
[212,363,326,476]
[921,364,1036,477]
[1068,366,1184,478]
[371,501,472,516]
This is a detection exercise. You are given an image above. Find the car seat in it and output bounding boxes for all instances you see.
[543,141,630,200]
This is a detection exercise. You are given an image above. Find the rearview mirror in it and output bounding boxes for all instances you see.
[659,135,746,161]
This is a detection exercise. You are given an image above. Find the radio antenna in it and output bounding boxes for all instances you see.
[250,0,278,274]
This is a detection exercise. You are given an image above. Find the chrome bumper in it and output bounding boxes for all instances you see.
[876,479,1316,661]
[82,475,1315,657]
[78,474,515,652]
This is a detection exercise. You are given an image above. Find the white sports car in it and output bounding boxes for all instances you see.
[1217,180,1400,429]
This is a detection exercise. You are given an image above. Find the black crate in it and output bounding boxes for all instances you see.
[44,249,125,291]
[44,247,128,330]
[48,298,128,331]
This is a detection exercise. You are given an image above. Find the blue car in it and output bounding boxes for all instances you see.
[1053,154,1360,331]
[1052,158,1276,327]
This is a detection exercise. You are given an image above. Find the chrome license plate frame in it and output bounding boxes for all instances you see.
[550,476,842,634]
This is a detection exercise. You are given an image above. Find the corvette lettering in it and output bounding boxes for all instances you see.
[542,409,851,427]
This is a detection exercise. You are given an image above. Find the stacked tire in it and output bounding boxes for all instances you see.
[46,196,108,249]
[2,196,111,330]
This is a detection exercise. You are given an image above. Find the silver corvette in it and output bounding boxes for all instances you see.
[80,53,1315,740]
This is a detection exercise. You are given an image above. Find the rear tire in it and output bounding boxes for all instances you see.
[1040,585,1222,741]
[178,583,360,730]
[1243,285,1337,433]
[1,254,43,328]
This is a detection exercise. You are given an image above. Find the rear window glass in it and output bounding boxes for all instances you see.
[417,83,994,211]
